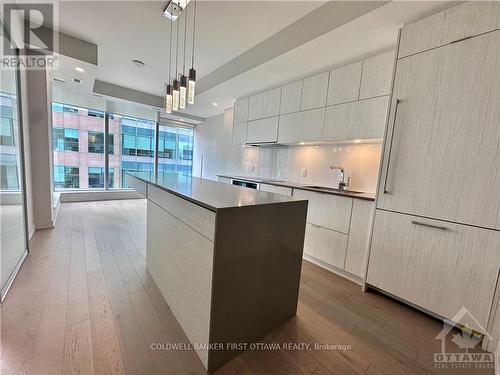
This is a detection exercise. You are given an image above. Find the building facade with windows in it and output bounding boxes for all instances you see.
[52,102,193,190]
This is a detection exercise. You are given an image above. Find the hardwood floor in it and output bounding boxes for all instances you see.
[1,200,494,375]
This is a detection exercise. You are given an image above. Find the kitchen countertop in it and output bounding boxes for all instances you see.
[217,174,375,201]
[127,172,302,212]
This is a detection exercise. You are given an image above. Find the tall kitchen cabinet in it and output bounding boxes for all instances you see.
[367,2,500,332]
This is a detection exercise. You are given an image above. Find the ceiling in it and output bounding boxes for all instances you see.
[50,0,453,120]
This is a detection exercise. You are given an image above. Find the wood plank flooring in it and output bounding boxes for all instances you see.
[1,200,494,375]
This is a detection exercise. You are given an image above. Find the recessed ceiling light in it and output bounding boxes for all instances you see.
[132,59,145,67]
[299,142,305,145]
[75,67,84,73]
[354,139,361,143]
[212,102,218,106]
[180,119,184,122]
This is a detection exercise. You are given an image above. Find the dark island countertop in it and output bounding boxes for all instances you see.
[126,172,303,212]
[217,174,375,201]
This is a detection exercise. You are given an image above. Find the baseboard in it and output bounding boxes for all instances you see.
[303,254,364,286]
[59,190,143,203]
[35,220,55,230]
[496,342,499,375]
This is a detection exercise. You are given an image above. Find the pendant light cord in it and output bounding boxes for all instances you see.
[175,7,179,79]
[169,16,173,81]
[191,0,197,68]
[182,4,188,75]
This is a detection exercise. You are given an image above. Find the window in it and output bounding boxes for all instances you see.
[0,165,19,189]
[158,125,194,177]
[52,102,105,189]
[116,116,155,188]
[0,117,15,146]
[51,102,193,190]
[54,166,79,188]
[53,127,79,152]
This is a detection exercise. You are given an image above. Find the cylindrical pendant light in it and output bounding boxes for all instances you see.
[179,9,188,109]
[165,84,173,113]
[188,0,197,104]
[172,78,180,111]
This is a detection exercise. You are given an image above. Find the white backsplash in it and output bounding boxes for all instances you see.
[193,109,382,194]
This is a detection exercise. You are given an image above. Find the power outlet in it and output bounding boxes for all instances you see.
[301,168,307,177]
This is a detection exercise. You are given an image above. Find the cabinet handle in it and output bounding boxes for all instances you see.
[411,220,448,231]
[383,99,401,194]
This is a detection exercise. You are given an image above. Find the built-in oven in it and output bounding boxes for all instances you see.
[231,179,259,189]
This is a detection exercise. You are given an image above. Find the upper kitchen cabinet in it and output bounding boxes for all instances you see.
[261,87,281,118]
[280,80,302,115]
[327,61,362,105]
[359,51,395,100]
[322,96,389,142]
[232,122,247,146]
[378,29,500,230]
[278,108,325,144]
[248,88,281,120]
[300,72,329,111]
[398,1,500,58]
[248,93,263,121]
[233,97,249,124]
[246,117,279,144]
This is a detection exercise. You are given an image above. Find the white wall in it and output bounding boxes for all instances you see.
[193,109,382,193]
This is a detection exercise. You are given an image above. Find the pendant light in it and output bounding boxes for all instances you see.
[172,16,180,111]
[188,0,197,104]
[179,9,188,109]
[165,16,173,114]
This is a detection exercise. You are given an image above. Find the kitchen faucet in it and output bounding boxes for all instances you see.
[330,165,349,190]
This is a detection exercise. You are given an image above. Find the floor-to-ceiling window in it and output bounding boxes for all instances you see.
[51,103,194,190]
[1,22,28,299]
[158,124,193,177]
[112,114,156,188]
[52,103,105,189]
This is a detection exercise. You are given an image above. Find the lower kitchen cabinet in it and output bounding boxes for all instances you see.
[367,209,500,331]
[259,183,292,196]
[217,176,232,184]
[344,199,374,277]
[293,189,352,234]
[303,223,348,269]
[246,116,279,144]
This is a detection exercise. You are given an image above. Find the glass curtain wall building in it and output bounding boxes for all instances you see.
[0,92,21,190]
[51,102,193,190]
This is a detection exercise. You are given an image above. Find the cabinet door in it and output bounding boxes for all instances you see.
[367,209,500,331]
[261,87,281,118]
[278,108,324,144]
[217,176,231,184]
[248,93,263,121]
[359,51,394,100]
[280,80,302,114]
[378,31,500,230]
[301,72,329,111]
[232,122,247,146]
[234,97,249,123]
[259,183,292,196]
[323,96,389,141]
[344,200,373,277]
[327,61,362,105]
[303,223,348,269]
[398,2,500,58]
[246,117,279,144]
[293,189,352,234]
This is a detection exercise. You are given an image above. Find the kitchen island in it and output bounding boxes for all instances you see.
[125,172,308,372]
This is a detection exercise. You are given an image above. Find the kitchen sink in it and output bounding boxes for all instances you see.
[304,185,365,194]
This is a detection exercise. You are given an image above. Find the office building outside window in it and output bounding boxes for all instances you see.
[51,102,194,190]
